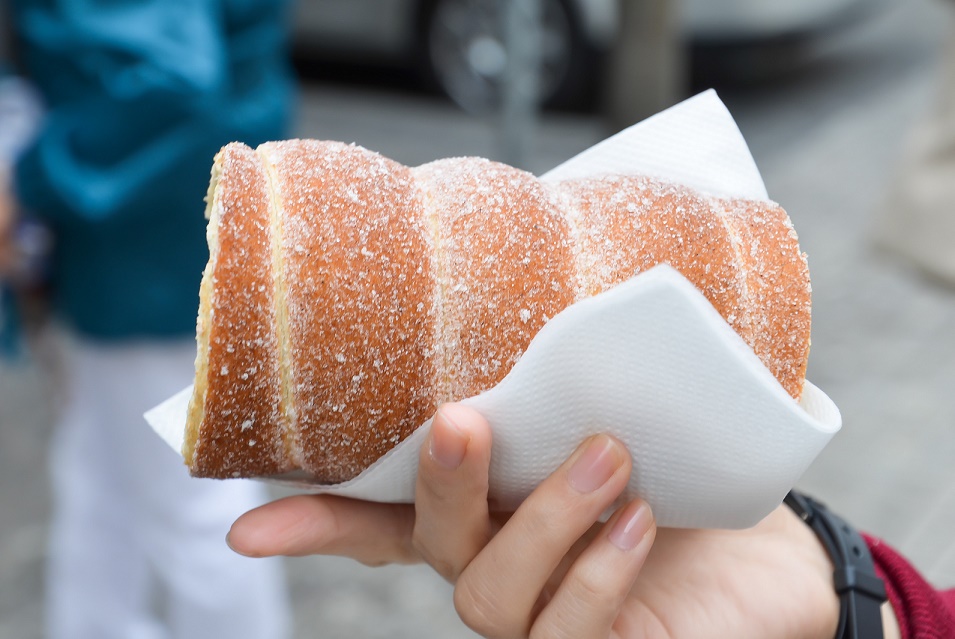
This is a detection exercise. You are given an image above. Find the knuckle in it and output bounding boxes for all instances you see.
[409,518,429,551]
[417,463,468,507]
[529,621,565,639]
[410,530,457,581]
[571,562,614,608]
[415,461,446,497]
[453,576,517,638]
[519,494,581,540]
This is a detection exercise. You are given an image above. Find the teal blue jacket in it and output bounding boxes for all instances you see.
[11,0,294,339]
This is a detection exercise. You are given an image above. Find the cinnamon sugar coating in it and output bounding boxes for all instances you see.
[187,141,812,482]
[191,143,290,477]
[556,175,751,337]
[713,197,811,399]
[556,175,810,400]
[416,158,577,400]
[263,141,438,483]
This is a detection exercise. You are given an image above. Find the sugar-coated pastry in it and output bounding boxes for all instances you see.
[186,141,811,482]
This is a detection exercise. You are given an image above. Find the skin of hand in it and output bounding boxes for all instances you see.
[229,404,875,639]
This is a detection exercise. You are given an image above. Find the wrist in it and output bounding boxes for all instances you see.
[881,601,901,639]
[784,492,888,639]
[775,504,841,638]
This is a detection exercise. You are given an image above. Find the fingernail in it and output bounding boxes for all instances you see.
[567,435,623,493]
[429,407,469,470]
[609,501,653,551]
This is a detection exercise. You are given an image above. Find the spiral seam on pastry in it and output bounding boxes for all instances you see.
[712,199,811,398]
[257,145,304,468]
[183,158,222,466]
[546,183,590,301]
[711,196,755,349]
[413,173,452,404]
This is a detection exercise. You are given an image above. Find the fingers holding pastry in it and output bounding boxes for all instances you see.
[413,403,495,582]
[531,499,656,639]
[227,495,418,566]
[226,402,496,571]
[229,405,655,639]
[452,434,632,638]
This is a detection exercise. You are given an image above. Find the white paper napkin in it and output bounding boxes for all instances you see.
[540,89,768,199]
[145,90,841,529]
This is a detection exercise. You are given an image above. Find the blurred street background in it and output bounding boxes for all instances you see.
[3,0,955,636]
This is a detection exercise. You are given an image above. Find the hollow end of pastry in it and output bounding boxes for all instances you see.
[183,152,225,467]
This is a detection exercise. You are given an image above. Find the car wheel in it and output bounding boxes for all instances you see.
[417,0,597,113]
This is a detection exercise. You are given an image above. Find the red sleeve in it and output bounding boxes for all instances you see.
[863,534,955,639]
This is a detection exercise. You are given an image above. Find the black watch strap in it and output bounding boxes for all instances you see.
[784,491,887,639]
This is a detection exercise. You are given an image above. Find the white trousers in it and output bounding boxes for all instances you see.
[45,335,290,639]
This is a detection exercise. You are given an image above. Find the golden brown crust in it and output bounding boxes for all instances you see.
[262,140,439,483]
[555,175,810,400]
[714,198,811,399]
[555,175,753,342]
[415,158,578,400]
[188,143,291,477]
[187,142,812,481]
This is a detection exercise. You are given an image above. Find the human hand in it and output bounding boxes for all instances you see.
[228,404,843,639]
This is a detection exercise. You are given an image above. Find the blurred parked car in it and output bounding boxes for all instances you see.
[291,0,877,112]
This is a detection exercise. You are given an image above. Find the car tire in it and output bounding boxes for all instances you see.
[416,0,600,113]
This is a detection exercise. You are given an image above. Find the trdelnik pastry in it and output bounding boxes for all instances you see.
[184,140,811,484]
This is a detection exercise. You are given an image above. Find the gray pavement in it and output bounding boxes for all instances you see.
[2,0,955,636]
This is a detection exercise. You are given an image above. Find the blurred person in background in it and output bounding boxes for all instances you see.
[0,1,295,637]
[0,64,45,357]
[873,4,955,284]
